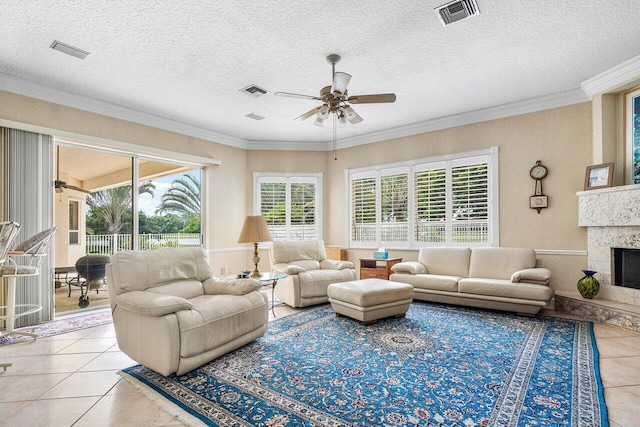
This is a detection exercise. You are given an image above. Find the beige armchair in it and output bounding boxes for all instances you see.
[270,240,356,308]
[106,247,268,376]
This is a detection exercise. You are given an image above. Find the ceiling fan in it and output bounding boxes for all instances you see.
[274,54,396,128]
[55,146,91,194]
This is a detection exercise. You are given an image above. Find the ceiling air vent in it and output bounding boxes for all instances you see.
[245,113,265,121]
[50,40,91,59]
[436,0,479,26]
[239,85,269,97]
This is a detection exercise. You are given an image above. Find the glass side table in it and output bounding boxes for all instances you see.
[255,272,287,316]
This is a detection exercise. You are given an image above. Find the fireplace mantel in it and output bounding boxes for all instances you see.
[577,184,640,306]
[578,184,640,227]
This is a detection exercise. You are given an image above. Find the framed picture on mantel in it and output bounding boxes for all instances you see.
[584,163,614,190]
[625,87,640,185]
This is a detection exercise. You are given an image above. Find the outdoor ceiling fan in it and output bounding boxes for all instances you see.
[55,145,91,194]
[274,54,396,128]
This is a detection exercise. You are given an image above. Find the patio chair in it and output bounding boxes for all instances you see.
[0,226,57,340]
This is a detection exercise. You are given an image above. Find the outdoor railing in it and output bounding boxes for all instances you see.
[85,233,202,255]
[352,220,488,244]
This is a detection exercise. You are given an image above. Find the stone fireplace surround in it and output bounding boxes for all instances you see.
[556,185,640,331]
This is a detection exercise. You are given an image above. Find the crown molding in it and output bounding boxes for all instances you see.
[581,54,640,99]
[0,72,248,149]
[1,71,588,153]
[246,140,329,151]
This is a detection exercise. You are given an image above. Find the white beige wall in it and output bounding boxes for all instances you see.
[323,103,593,293]
[0,90,251,272]
[244,104,592,293]
[0,90,593,292]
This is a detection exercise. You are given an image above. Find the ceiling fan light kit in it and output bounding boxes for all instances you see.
[274,54,396,158]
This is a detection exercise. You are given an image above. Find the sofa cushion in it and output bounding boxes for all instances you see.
[458,278,553,302]
[298,269,355,298]
[511,268,551,285]
[204,277,262,295]
[109,247,212,293]
[270,240,327,264]
[418,247,471,278]
[272,263,306,274]
[145,279,205,300]
[115,291,193,316]
[391,262,427,275]
[290,260,321,271]
[390,273,460,292]
[468,247,536,280]
[176,292,267,359]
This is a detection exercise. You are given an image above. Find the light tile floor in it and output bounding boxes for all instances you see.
[1,304,638,426]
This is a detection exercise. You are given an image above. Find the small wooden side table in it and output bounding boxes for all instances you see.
[359,258,403,280]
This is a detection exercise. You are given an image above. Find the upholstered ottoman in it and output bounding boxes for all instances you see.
[327,278,414,324]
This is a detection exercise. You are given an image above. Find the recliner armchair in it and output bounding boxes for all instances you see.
[106,247,268,376]
[270,240,356,308]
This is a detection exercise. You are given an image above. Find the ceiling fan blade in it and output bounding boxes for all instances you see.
[331,72,352,95]
[294,107,320,121]
[274,91,321,101]
[347,93,397,104]
[55,179,91,194]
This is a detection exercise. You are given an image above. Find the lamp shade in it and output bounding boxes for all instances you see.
[237,215,273,243]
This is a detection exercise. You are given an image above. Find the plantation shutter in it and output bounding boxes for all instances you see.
[414,165,447,243]
[347,148,496,248]
[451,160,489,244]
[260,181,287,240]
[256,174,321,241]
[351,173,377,243]
[290,182,316,240]
[380,168,408,244]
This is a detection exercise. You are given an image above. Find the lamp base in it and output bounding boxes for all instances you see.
[250,242,262,278]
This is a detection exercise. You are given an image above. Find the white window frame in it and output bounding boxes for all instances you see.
[346,148,499,249]
[254,172,323,241]
[68,198,81,245]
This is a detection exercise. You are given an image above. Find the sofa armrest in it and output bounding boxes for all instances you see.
[391,261,427,275]
[511,268,551,285]
[115,291,193,317]
[204,277,262,295]
[272,263,305,274]
[320,259,355,270]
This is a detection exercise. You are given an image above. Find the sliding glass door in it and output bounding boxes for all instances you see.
[54,142,204,314]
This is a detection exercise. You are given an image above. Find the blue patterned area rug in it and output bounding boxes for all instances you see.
[121,302,608,427]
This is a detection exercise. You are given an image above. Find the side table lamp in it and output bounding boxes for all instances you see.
[237,215,273,278]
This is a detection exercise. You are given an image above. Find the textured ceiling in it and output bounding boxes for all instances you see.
[2,1,640,147]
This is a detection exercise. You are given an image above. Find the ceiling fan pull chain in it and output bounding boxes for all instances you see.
[333,114,337,160]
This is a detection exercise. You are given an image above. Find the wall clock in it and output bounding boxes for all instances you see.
[530,160,548,214]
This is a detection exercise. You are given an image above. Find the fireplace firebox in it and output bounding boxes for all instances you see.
[613,248,640,290]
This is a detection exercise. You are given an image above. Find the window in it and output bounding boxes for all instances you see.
[348,148,498,248]
[255,173,322,241]
[69,200,80,245]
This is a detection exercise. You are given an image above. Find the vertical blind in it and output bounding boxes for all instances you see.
[1,127,54,327]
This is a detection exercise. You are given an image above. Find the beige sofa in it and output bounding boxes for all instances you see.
[389,247,553,314]
[106,247,268,376]
[270,240,357,308]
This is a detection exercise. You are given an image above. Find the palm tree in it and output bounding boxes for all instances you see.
[86,181,155,234]
[155,174,201,222]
